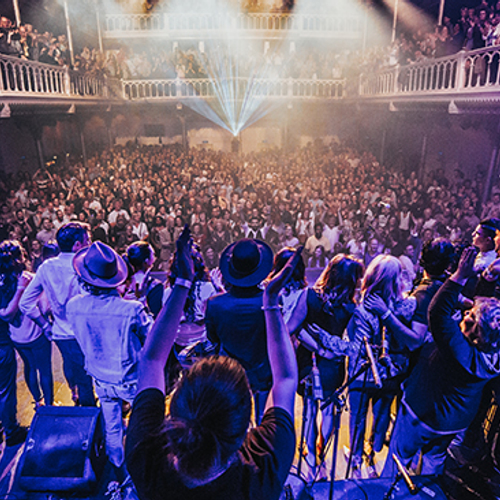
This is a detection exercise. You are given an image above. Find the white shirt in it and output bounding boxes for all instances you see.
[20,252,82,340]
[131,221,149,240]
[108,209,130,225]
[89,199,103,213]
[474,249,497,273]
[9,272,44,344]
[163,281,218,347]
[323,225,341,249]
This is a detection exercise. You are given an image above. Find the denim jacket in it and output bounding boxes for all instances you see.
[67,290,152,384]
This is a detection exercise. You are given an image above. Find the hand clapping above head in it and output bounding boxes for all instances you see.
[455,246,478,281]
[264,246,304,307]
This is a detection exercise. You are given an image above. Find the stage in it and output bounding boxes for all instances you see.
[0,347,498,500]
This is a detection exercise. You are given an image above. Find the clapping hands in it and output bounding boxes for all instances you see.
[264,246,304,308]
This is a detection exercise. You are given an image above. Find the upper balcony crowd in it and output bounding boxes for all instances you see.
[2,1,500,99]
[356,1,500,77]
[0,15,104,75]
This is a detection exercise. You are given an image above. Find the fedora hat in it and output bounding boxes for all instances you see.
[219,239,273,287]
[73,241,128,288]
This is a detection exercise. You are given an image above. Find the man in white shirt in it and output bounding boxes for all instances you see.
[322,213,341,250]
[20,222,95,406]
[68,241,151,492]
[108,199,130,227]
[130,211,149,241]
[305,223,331,257]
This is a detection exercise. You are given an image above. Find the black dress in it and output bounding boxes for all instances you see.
[297,288,354,397]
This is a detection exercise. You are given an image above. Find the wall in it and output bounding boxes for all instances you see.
[354,110,497,182]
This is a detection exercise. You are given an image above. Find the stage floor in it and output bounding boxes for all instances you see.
[2,346,496,500]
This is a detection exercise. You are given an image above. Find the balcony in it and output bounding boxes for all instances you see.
[358,46,500,113]
[4,46,500,118]
[0,54,121,116]
[103,12,363,40]
[122,77,345,101]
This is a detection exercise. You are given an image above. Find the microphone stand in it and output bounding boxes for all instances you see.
[344,363,370,482]
[383,473,403,500]
[310,360,372,500]
[297,372,313,481]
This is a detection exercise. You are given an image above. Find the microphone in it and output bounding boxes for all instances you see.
[363,336,382,388]
[392,454,417,495]
[311,353,323,402]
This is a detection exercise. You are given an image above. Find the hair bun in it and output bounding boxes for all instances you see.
[165,417,219,481]
[166,418,206,455]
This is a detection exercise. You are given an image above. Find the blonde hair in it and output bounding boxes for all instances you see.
[474,297,500,353]
[361,254,403,304]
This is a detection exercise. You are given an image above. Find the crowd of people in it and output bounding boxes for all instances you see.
[1,141,498,279]
[5,0,500,91]
[358,0,500,79]
[0,15,105,74]
[104,42,346,82]
[1,140,500,499]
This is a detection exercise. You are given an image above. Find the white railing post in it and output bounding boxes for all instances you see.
[358,73,364,96]
[456,50,466,90]
[393,65,400,94]
[64,66,71,95]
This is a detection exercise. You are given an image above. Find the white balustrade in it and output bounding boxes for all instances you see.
[104,13,362,37]
[122,77,345,100]
[359,46,500,98]
[0,54,108,99]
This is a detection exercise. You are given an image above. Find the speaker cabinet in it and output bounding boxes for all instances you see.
[18,406,106,494]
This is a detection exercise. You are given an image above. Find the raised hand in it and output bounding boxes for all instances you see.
[454,246,478,281]
[264,246,304,307]
[175,225,195,282]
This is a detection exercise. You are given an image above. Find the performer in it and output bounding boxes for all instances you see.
[126,227,299,500]
[383,247,500,476]
[287,253,363,480]
[67,241,152,496]
[205,238,274,423]
[0,240,53,408]
[347,255,420,478]
[20,222,95,406]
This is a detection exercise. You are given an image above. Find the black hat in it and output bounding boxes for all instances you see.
[219,239,273,287]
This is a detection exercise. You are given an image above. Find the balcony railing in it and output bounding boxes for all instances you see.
[122,77,345,100]
[104,13,362,38]
[359,46,500,99]
[0,54,110,99]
